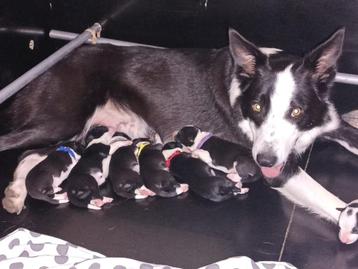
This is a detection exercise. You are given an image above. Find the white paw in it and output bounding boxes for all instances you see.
[2,181,27,214]
[337,199,358,244]
[134,186,156,199]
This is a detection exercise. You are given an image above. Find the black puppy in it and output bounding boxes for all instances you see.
[108,132,154,199]
[175,126,260,185]
[162,141,245,202]
[25,142,81,205]
[66,126,113,210]
[134,139,188,198]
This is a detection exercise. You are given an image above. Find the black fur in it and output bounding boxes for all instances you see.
[163,141,242,202]
[108,134,143,199]
[175,126,261,183]
[135,140,181,198]
[25,144,78,204]
[0,28,356,189]
[67,137,110,209]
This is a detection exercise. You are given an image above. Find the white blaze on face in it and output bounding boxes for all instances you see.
[252,65,299,167]
[229,77,242,107]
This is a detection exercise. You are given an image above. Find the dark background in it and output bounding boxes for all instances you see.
[0,1,358,268]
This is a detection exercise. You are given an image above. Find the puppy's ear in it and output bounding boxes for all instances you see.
[304,28,345,82]
[229,28,266,77]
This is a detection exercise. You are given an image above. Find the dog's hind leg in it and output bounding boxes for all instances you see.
[2,153,47,214]
[322,120,358,156]
[274,167,347,222]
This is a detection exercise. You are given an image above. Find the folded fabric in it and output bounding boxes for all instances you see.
[0,228,297,269]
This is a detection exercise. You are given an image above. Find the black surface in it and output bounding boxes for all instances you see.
[0,1,358,268]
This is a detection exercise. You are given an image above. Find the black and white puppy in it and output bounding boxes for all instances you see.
[108,132,154,199]
[135,139,188,198]
[25,142,81,205]
[337,199,358,244]
[175,125,260,185]
[67,126,113,210]
[162,141,245,202]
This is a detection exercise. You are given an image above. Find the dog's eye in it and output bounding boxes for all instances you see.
[251,103,262,113]
[290,107,303,119]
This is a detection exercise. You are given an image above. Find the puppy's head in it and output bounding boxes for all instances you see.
[337,200,358,245]
[228,28,344,180]
[162,141,183,161]
[175,126,201,146]
[85,126,112,147]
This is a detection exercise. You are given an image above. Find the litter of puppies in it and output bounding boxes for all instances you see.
[21,125,257,210]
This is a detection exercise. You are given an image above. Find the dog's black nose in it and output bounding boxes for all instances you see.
[256,153,277,167]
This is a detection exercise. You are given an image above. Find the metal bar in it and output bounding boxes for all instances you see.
[49,29,163,49]
[335,72,358,86]
[0,23,102,104]
[50,30,358,86]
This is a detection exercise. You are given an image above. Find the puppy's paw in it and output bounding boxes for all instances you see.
[176,183,189,194]
[53,192,69,204]
[337,200,358,244]
[2,181,27,214]
[134,186,156,199]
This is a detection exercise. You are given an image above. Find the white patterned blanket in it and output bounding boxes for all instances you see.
[0,228,297,269]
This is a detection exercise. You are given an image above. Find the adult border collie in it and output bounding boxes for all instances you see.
[1,28,357,242]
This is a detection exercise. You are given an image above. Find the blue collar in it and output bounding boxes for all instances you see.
[56,146,77,159]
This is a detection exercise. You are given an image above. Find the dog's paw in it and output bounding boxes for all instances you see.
[176,183,189,195]
[53,192,69,204]
[337,200,358,244]
[2,181,27,214]
[134,186,156,199]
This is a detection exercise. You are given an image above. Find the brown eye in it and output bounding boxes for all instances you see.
[291,107,303,118]
[251,103,262,113]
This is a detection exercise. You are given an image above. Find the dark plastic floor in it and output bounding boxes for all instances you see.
[1,136,358,268]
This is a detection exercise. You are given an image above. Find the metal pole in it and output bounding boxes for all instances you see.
[49,29,163,49]
[49,30,358,86]
[0,23,102,104]
[335,73,358,86]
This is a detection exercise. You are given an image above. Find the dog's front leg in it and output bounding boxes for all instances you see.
[322,120,358,156]
[274,167,346,222]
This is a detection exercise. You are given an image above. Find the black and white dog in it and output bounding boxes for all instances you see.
[1,28,357,243]
[162,141,245,202]
[66,126,113,210]
[134,139,188,198]
[108,132,154,199]
[174,125,260,185]
[25,143,81,205]
[337,200,358,244]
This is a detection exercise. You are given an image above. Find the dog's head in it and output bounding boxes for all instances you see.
[85,126,112,147]
[228,28,344,180]
[174,126,201,147]
[337,200,358,244]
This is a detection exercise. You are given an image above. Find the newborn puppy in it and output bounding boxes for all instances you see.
[67,126,113,210]
[134,139,187,198]
[162,141,245,202]
[337,200,358,244]
[108,132,154,199]
[25,142,81,204]
[175,126,260,184]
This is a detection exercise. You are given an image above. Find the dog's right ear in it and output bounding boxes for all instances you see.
[229,28,266,77]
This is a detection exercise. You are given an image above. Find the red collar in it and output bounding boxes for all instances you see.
[165,150,182,168]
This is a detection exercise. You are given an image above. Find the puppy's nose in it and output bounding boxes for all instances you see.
[256,153,277,167]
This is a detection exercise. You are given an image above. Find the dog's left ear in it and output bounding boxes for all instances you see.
[304,28,345,81]
[229,28,266,77]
